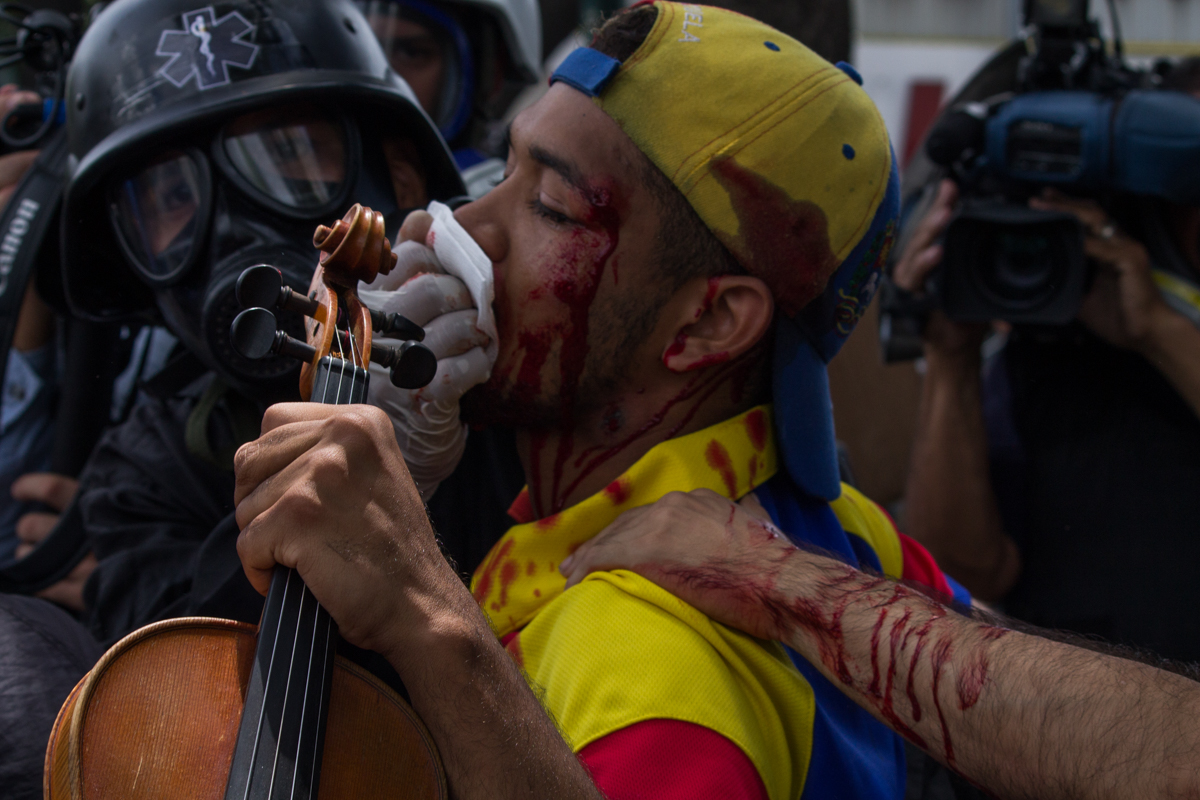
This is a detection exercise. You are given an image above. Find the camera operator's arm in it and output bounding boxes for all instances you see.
[1032,191,1200,419]
[894,180,1020,600]
[560,489,1200,800]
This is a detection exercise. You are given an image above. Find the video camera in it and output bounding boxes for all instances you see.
[880,0,1200,361]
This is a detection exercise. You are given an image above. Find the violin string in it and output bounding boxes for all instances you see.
[348,313,363,370]
[333,313,347,406]
[289,585,324,800]
[242,568,295,800]
[307,612,335,796]
[346,316,364,399]
[320,314,334,406]
[265,579,309,799]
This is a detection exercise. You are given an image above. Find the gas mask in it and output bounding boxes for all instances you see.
[105,103,409,398]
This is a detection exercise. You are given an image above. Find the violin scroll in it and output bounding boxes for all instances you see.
[314,204,398,289]
[229,203,438,394]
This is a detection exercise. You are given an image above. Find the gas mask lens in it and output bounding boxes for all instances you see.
[221,108,348,212]
[112,150,205,281]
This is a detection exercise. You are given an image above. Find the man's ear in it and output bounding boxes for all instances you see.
[660,275,774,372]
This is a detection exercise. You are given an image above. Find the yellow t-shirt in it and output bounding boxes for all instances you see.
[470,406,907,799]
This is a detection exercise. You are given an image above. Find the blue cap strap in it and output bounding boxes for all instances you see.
[550,47,622,98]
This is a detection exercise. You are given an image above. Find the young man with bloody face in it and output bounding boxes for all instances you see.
[234,4,964,798]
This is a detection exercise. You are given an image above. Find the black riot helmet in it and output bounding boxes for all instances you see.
[60,0,465,396]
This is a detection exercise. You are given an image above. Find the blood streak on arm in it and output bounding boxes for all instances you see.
[659,547,1008,776]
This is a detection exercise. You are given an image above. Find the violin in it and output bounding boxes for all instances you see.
[45,204,445,800]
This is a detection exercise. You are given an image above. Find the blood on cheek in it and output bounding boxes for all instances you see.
[510,186,622,515]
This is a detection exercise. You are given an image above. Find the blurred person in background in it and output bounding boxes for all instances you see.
[358,0,540,195]
[895,60,1200,663]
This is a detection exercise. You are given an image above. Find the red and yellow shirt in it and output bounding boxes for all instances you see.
[470,406,951,799]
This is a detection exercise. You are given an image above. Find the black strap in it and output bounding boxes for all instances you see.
[0,128,67,383]
[0,130,87,595]
[0,493,86,594]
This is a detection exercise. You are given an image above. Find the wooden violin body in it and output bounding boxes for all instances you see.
[45,618,446,800]
[44,205,445,800]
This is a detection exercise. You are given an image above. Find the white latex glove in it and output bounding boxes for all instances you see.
[360,234,493,498]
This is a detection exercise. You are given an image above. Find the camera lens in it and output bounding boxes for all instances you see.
[973,224,1066,310]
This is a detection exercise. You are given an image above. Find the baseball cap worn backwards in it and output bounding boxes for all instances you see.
[551,1,900,500]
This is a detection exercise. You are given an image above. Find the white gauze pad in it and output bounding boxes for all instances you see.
[424,200,498,364]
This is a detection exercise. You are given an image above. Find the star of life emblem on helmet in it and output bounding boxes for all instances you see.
[155,7,260,91]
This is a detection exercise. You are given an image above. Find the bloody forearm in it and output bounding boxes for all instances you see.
[764,552,1200,800]
[904,349,1019,599]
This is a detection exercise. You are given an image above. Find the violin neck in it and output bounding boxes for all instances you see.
[225,355,369,800]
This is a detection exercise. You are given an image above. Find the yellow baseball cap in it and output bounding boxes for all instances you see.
[550,2,900,499]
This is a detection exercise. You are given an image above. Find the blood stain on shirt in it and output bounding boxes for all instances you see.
[705,439,738,497]
[604,477,632,505]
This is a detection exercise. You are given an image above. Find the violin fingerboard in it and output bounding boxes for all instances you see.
[224,567,337,800]
[310,356,369,405]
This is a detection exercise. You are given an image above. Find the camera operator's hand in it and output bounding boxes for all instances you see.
[1030,189,1200,421]
[1030,190,1175,350]
[892,179,988,366]
[359,210,492,498]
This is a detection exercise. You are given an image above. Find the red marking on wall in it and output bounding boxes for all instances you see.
[710,156,838,317]
[526,560,538,576]
[748,455,758,487]
[604,477,632,505]
[533,588,542,597]
[536,513,561,530]
[744,408,768,452]
[472,539,515,603]
[705,440,738,497]
[902,81,945,168]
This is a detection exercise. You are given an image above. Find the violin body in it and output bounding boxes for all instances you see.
[45,617,446,800]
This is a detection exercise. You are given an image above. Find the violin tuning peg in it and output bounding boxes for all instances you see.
[368,309,425,342]
[236,265,284,310]
[230,307,281,360]
[231,308,318,363]
[390,342,438,389]
[369,341,438,389]
[237,264,321,317]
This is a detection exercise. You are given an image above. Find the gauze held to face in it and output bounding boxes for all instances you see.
[359,202,498,498]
